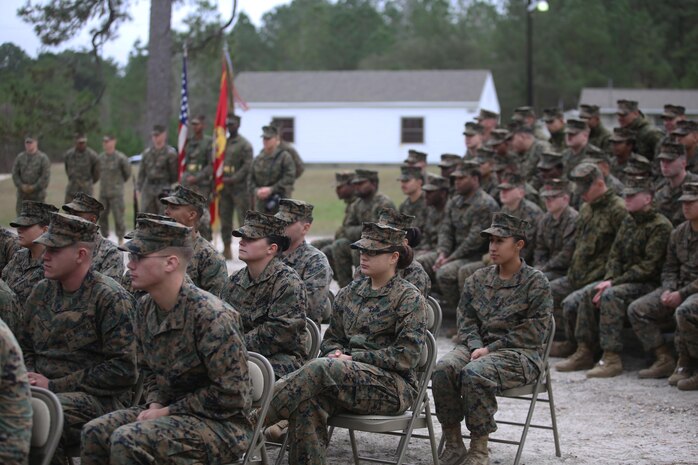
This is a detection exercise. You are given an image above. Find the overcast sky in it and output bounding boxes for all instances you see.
[0,0,292,65]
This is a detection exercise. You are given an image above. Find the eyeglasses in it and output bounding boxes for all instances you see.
[128,253,170,263]
[358,249,393,257]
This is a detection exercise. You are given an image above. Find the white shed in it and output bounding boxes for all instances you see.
[233,70,500,164]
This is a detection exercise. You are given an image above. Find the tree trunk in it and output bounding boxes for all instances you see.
[145,0,173,144]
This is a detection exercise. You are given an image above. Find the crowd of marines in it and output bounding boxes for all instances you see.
[1,98,697,465]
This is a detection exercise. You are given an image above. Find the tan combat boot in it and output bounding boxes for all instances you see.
[550,340,576,358]
[586,351,623,378]
[264,419,288,443]
[677,373,698,391]
[668,355,692,386]
[555,343,594,372]
[464,435,489,465]
[223,243,232,260]
[438,426,468,465]
[638,345,675,379]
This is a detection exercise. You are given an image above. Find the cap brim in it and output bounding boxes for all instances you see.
[679,194,698,202]
[274,212,296,223]
[232,225,267,239]
[118,237,167,255]
[33,232,74,248]
[480,227,511,238]
[9,217,39,228]
[622,188,648,196]
[159,196,189,206]
[350,238,394,251]
[540,189,565,198]
[351,177,369,184]
[657,153,679,161]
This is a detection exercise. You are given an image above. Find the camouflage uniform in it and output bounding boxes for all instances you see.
[570,205,671,353]
[0,317,32,465]
[552,165,629,344]
[12,149,51,215]
[181,134,214,241]
[415,205,445,253]
[624,116,662,160]
[330,171,395,287]
[2,249,45,305]
[0,280,21,336]
[397,165,428,233]
[188,234,228,295]
[589,125,611,153]
[97,149,131,240]
[219,132,253,244]
[534,205,578,282]
[64,145,100,203]
[518,138,550,188]
[420,183,498,310]
[267,223,427,465]
[561,143,603,179]
[249,128,296,213]
[433,215,551,437]
[137,145,178,214]
[81,280,252,465]
[654,143,698,226]
[548,130,566,153]
[0,227,20,277]
[282,242,332,324]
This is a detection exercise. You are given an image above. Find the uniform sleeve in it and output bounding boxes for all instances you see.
[449,201,496,260]
[244,274,307,358]
[137,150,147,190]
[120,153,132,182]
[609,221,672,285]
[320,287,350,356]
[198,250,228,296]
[270,152,296,196]
[11,156,22,188]
[301,254,333,324]
[342,202,363,242]
[533,217,549,267]
[49,288,137,396]
[91,150,101,183]
[458,278,484,352]
[485,272,552,353]
[230,140,253,185]
[437,199,455,255]
[194,138,214,184]
[99,248,126,284]
[168,309,252,418]
[350,289,427,372]
[248,156,259,192]
[604,219,628,282]
[35,154,51,191]
[168,148,179,184]
[539,213,577,272]
[661,229,680,291]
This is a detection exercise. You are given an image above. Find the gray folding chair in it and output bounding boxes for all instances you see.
[438,317,561,465]
[305,317,321,360]
[325,331,439,465]
[30,386,64,465]
[426,296,442,337]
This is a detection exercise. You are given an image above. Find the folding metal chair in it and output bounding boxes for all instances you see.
[426,296,443,337]
[325,331,439,465]
[30,387,64,465]
[304,317,321,360]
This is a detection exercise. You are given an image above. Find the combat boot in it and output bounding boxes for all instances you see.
[586,351,622,378]
[223,243,232,260]
[438,426,468,465]
[668,355,693,386]
[555,343,594,372]
[677,373,698,391]
[550,340,576,358]
[638,345,675,379]
[464,436,489,465]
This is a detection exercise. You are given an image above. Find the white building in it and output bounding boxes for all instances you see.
[233,70,500,164]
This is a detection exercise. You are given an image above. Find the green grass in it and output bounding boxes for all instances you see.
[0,164,407,236]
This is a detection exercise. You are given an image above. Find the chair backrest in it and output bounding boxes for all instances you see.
[304,317,321,360]
[411,331,437,412]
[542,317,556,368]
[426,296,442,337]
[29,387,64,465]
[243,352,275,465]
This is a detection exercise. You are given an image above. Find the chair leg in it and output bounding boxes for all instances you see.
[425,406,440,465]
[348,430,360,465]
[546,371,562,457]
[274,435,290,465]
[512,385,542,465]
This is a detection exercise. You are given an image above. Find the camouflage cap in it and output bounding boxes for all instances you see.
[463,122,485,136]
[124,213,176,239]
[102,134,115,142]
[678,182,698,202]
[622,176,654,196]
[62,192,105,216]
[609,127,637,143]
[671,120,698,137]
[569,162,603,195]
[511,106,535,121]
[486,128,512,147]
[422,174,450,192]
[119,218,193,255]
[34,212,99,248]
[623,154,652,175]
[661,104,685,119]
[543,107,564,122]
[657,142,687,161]
[480,212,529,240]
[151,124,166,135]
[451,160,480,177]
[475,109,499,121]
[275,198,314,223]
[226,112,241,124]
[616,99,639,115]
[24,134,36,143]
[493,154,517,172]
[261,125,279,138]
[160,184,207,213]
[508,121,534,135]
[378,208,415,231]
[397,165,424,182]
[537,151,564,170]
[438,153,463,168]
[404,149,428,164]
[350,222,406,251]
[581,152,611,166]
[476,147,495,162]
[498,173,526,190]
[564,118,589,134]
[233,211,287,239]
[10,201,59,227]
[75,133,87,143]
[334,171,356,186]
[352,169,379,184]
[540,178,571,198]
[578,104,600,119]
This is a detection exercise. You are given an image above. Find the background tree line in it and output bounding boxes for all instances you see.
[2,0,698,171]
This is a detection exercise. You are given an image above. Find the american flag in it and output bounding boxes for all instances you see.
[177,49,189,181]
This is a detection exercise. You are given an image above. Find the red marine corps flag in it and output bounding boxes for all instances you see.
[210,58,228,228]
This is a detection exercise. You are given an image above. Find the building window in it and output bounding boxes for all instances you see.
[271,117,295,143]
[401,117,424,144]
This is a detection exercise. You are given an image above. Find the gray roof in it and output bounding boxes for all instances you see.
[234,70,490,103]
[580,88,698,113]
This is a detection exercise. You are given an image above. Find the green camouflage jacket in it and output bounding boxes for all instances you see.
[65,146,100,188]
[2,249,45,304]
[98,150,132,197]
[182,135,214,197]
[626,116,662,159]
[399,192,427,233]
[438,188,499,261]
[249,148,296,197]
[189,234,228,295]
[92,235,124,283]
[661,221,698,299]
[137,145,178,191]
[534,206,578,274]
[282,241,332,325]
[0,228,20,276]
[415,205,446,252]
[502,198,544,263]
[342,192,396,242]
[222,134,253,193]
[12,151,51,198]
[654,172,698,227]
